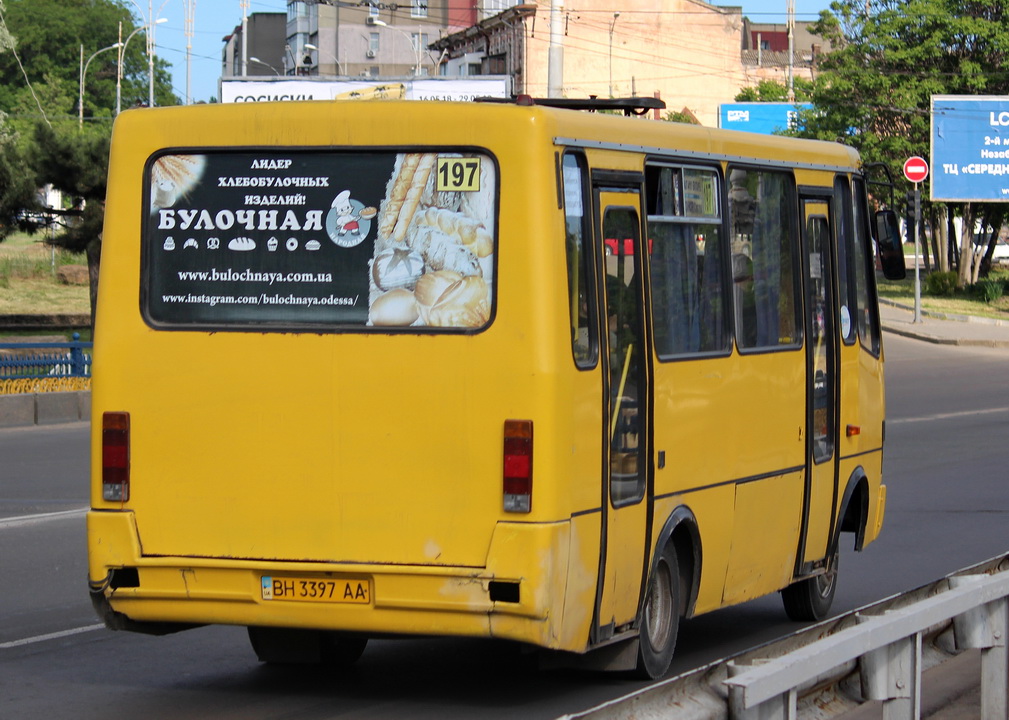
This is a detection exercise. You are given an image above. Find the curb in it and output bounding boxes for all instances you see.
[0,391,90,428]
[881,323,1009,349]
[879,299,1009,349]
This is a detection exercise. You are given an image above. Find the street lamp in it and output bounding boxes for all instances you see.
[249,57,281,76]
[127,0,170,107]
[117,18,167,115]
[304,43,345,76]
[371,19,423,76]
[79,41,122,127]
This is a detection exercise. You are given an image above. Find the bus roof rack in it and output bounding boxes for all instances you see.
[475,95,666,117]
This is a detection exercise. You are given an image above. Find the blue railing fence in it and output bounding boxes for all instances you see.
[0,333,93,379]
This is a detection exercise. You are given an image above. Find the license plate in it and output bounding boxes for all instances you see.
[261,576,371,604]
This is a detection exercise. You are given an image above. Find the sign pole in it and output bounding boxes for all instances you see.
[913,183,921,323]
[902,156,928,324]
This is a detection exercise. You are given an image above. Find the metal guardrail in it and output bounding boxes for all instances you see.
[0,333,92,379]
[564,553,1009,720]
[726,572,1008,719]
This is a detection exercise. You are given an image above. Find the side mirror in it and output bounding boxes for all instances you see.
[874,209,906,280]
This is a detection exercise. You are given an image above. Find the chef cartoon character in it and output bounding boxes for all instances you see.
[333,190,361,236]
[325,191,377,248]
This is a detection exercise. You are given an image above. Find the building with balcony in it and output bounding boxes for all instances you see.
[222,2,823,126]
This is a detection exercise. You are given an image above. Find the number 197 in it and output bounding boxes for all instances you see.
[437,157,481,192]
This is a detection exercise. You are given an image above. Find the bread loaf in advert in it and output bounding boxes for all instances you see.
[378,153,421,240]
[414,270,463,308]
[426,276,490,328]
[411,226,482,277]
[414,207,493,259]
[371,246,425,291]
[369,288,419,326]
[392,154,436,244]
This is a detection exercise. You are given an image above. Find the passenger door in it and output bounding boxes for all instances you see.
[592,186,652,642]
[798,196,841,570]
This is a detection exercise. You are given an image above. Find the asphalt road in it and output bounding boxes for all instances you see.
[2,333,1008,718]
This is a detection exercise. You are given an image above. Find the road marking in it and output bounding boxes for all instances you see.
[889,406,1009,425]
[0,507,88,529]
[0,624,106,649]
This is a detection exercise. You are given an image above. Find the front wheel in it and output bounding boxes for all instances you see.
[781,550,838,622]
[634,545,680,679]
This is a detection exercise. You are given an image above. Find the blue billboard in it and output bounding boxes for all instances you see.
[718,103,811,135]
[932,96,1009,201]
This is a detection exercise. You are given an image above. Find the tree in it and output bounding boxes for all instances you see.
[0,0,179,324]
[0,0,176,123]
[735,78,813,103]
[801,0,1009,283]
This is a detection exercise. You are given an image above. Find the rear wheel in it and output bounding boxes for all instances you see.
[247,627,368,666]
[781,550,838,622]
[634,545,680,679]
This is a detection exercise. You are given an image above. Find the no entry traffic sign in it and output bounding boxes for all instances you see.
[903,156,929,183]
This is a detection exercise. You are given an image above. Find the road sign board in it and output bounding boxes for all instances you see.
[903,156,929,183]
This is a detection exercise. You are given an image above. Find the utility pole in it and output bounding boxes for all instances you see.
[184,0,196,103]
[241,0,249,76]
[786,0,795,102]
[548,0,564,98]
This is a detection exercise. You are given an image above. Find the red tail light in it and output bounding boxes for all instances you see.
[503,419,532,513]
[102,412,130,502]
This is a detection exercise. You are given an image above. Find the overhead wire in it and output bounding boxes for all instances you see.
[0,7,51,127]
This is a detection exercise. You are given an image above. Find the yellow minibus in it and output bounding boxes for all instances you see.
[88,96,906,679]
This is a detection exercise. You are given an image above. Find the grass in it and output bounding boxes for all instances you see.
[876,266,1009,321]
[0,231,90,316]
[0,231,91,341]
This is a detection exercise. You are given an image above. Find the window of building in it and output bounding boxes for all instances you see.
[727,167,801,350]
[646,164,729,358]
[411,32,430,52]
[486,54,506,74]
[411,1,429,19]
[369,33,380,54]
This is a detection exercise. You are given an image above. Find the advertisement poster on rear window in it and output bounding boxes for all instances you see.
[144,150,496,330]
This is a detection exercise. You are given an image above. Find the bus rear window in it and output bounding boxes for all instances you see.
[143,150,496,331]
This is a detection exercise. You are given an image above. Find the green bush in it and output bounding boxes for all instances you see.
[971,278,1005,304]
[925,271,958,297]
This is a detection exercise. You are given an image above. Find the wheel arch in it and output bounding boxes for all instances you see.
[651,505,702,619]
[835,465,869,553]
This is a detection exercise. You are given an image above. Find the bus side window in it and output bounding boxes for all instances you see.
[833,176,857,345]
[563,153,597,367]
[852,178,881,355]
[646,164,728,357]
[728,167,802,350]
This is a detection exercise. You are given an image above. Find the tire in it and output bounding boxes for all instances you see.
[781,550,838,622]
[248,626,368,666]
[634,545,680,679]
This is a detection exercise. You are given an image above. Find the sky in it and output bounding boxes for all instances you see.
[154,0,832,105]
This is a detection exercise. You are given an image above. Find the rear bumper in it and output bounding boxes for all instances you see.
[87,510,577,650]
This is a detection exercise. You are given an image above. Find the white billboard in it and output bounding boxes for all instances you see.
[220,77,511,104]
